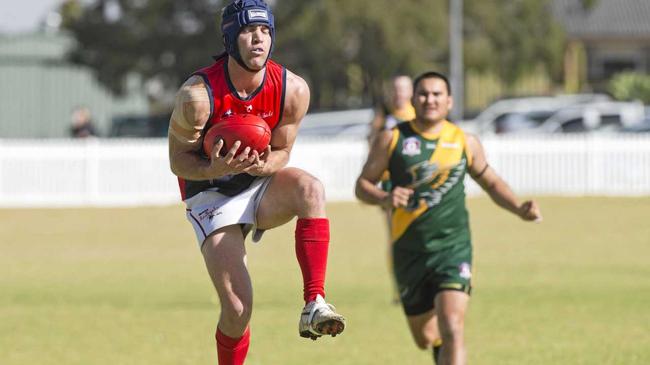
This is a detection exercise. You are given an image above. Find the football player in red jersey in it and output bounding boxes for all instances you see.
[167,1,345,364]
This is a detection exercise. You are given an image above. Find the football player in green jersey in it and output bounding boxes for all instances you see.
[355,71,542,365]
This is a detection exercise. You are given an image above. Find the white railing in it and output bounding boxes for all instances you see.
[0,134,649,207]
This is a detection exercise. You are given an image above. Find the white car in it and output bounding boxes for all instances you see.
[462,94,612,135]
[535,100,645,134]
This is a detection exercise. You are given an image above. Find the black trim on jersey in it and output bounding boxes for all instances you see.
[191,72,214,121]
[277,67,287,124]
[224,58,267,101]
[212,52,227,62]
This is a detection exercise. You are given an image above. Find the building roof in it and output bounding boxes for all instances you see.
[554,0,650,39]
[0,32,72,62]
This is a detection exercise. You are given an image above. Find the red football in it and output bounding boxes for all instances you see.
[203,114,272,157]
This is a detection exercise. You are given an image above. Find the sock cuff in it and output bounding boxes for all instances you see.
[295,218,329,240]
[216,327,250,349]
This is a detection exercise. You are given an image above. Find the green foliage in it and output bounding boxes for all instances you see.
[273,0,447,109]
[62,0,224,96]
[464,0,565,86]
[62,0,565,110]
[609,72,650,103]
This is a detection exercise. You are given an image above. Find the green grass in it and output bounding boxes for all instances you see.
[1,197,649,364]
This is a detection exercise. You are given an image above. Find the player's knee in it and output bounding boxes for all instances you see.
[295,174,325,209]
[413,330,440,350]
[414,337,431,350]
[220,301,253,331]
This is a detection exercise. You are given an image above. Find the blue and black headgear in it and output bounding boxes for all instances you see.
[221,0,275,72]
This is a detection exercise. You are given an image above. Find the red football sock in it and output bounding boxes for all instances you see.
[216,327,250,365]
[295,218,329,303]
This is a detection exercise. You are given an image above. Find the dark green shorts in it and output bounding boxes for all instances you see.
[393,242,472,316]
[380,179,392,192]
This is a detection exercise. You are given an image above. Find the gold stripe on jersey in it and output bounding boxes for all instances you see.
[426,120,466,184]
[390,120,469,242]
[379,128,402,183]
[462,132,473,167]
[388,127,400,156]
[391,198,428,242]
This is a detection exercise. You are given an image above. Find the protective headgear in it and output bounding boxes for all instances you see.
[221,0,275,72]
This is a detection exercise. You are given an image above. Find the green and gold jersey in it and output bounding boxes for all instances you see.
[388,120,473,253]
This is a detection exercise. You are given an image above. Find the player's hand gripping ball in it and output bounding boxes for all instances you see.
[203,114,272,157]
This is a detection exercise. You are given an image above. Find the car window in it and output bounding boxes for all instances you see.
[600,115,622,128]
[495,112,542,133]
[560,118,587,133]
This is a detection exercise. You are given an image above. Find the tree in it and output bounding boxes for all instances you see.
[62,0,224,103]
[273,0,448,109]
[62,0,566,111]
[463,0,565,87]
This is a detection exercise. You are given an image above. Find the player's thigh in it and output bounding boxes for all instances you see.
[256,167,324,229]
[201,225,253,310]
[434,290,470,334]
[406,310,440,349]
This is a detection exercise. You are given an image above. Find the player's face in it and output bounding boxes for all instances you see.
[237,24,272,70]
[413,78,453,123]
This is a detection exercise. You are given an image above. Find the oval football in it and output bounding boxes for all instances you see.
[203,115,271,157]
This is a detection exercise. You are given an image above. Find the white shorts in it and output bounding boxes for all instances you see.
[184,176,272,248]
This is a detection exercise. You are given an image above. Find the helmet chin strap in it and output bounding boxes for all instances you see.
[232,39,273,73]
[233,54,265,73]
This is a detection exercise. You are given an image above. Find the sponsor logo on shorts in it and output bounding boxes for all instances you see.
[458,262,472,279]
[198,207,222,221]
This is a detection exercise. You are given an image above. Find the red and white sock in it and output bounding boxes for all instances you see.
[295,218,329,303]
[216,327,250,365]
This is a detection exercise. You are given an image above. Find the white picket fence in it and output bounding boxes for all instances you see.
[0,134,649,207]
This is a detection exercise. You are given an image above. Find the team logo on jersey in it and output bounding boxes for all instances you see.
[458,262,472,279]
[245,105,253,112]
[222,110,233,118]
[402,137,421,156]
[407,160,439,188]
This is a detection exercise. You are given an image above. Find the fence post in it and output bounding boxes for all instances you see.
[85,139,100,205]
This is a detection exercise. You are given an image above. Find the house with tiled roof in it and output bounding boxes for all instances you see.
[553,0,650,91]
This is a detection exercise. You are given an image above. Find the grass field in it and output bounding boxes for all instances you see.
[1,197,649,364]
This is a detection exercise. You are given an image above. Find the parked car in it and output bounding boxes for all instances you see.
[109,114,171,138]
[460,94,612,135]
[535,101,645,134]
[297,108,372,139]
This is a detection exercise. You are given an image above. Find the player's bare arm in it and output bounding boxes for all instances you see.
[466,133,542,222]
[168,76,257,180]
[355,130,414,209]
[245,70,309,176]
[367,107,386,143]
